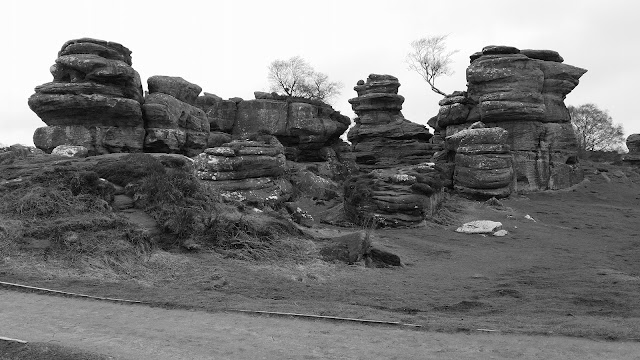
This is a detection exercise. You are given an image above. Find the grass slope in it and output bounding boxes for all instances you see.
[1,152,640,341]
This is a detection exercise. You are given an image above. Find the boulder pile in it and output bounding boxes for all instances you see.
[434,46,587,191]
[29,38,145,155]
[622,134,640,166]
[347,74,439,170]
[344,163,444,227]
[143,76,209,156]
[194,135,291,205]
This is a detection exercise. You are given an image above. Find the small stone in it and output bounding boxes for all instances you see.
[456,220,503,234]
[493,229,509,237]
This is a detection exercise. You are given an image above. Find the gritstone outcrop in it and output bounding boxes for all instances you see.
[347,74,438,170]
[143,76,210,156]
[29,38,145,155]
[434,46,587,191]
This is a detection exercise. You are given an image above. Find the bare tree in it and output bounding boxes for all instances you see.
[569,103,626,152]
[299,72,343,103]
[267,56,312,97]
[267,57,342,103]
[406,35,458,96]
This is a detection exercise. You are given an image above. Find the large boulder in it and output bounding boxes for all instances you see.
[147,76,202,106]
[347,74,439,170]
[29,38,144,155]
[142,77,208,156]
[344,163,445,227]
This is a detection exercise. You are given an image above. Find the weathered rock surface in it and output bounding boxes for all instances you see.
[348,74,439,170]
[143,78,209,156]
[195,92,351,164]
[33,125,145,154]
[344,163,444,227]
[622,134,640,166]
[233,97,350,161]
[435,46,586,191]
[29,38,144,155]
[147,76,202,106]
[446,125,516,198]
[194,135,291,206]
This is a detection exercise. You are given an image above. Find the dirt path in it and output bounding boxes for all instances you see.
[1,290,639,360]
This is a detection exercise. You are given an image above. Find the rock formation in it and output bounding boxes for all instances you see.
[195,92,350,160]
[29,38,145,155]
[344,163,444,227]
[347,75,439,170]
[446,124,515,198]
[622,134,640,166]
[195,91,356,182]
[434,46,587,191]
[193,135,291,205]
[143,76,209,156]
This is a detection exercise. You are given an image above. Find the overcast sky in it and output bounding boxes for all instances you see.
[1,0,638,147]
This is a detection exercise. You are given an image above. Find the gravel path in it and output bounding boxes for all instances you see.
[1,290,638,360]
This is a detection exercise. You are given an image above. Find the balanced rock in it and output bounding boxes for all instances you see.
[622,134,640,166]
[348,74,439,170]
[344,163,444,227]
[29,38,144,155]
[435,46,587,191]
[143,76,209,156]
[194,135,291,206]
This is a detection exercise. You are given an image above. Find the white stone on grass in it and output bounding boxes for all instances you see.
[456,220,503,234]
[51,145,88,158]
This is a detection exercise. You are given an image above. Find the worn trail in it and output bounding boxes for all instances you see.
[1,290,638,360]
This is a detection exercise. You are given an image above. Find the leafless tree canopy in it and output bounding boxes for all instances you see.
[267,56,343,103]
[569,103,626,152]
[406,35,458,96]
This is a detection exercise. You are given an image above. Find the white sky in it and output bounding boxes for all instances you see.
[1,0,638,146]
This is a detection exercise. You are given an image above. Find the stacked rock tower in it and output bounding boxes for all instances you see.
[29,38,145,154]
[347,74,439,170]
